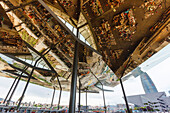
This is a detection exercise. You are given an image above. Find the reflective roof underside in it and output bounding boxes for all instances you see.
[0,0,169,92]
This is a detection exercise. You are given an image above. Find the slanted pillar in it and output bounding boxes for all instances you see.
[50,87,55,108]
[3,77,18,104]
[120,78,131,113]
[6,76,21,106]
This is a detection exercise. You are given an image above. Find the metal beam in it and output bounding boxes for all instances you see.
[78,23,88,29]
[3,77,18,104]
[1,53,55,73]
[81,90,98,93]
[17,28,24,32]
[3,70,35,79]
[1,53,31,56]
[3,70,36,79]
[13,22,24,28]
[8,64,30,75]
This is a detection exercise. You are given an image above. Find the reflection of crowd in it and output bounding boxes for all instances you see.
[33,3,74,66]
[14,8,42,38]
[58,0,74,9]
[113,9,136,41]
[139,0,163,19]
[82,0,104,18]
[150,7,170,33]
[3,1,75,68]
[0,32,24,47]
[90,0,104,16]
[0,16,4,27]
[108,0,124,10]
[94,19,116,49]
[82,4,90,19]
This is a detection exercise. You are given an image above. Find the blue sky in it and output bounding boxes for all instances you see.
[0,44,170,106]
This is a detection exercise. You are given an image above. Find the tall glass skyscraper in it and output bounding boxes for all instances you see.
[131,67,158,94]
[140,72,158,93]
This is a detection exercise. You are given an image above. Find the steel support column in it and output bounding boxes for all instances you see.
[119,57,131,113]
[50,87,55,108]
[69,32,79,113]
[120,78,131,113]
[57,88,62,110]
[3,77,18,104]
[86,89,88,113]
[78,79,81,113]
[102,85,107,113]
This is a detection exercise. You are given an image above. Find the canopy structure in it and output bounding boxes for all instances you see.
[0,0,169,93]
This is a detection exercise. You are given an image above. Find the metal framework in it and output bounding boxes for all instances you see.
[24,39,63,111]
[6,66,29,106]
[16,44,57,109]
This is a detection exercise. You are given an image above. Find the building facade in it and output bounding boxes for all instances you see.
[127,92,170,112]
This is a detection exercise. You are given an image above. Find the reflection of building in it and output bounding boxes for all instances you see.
[127,92,170,112]
[131,67,158,94]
